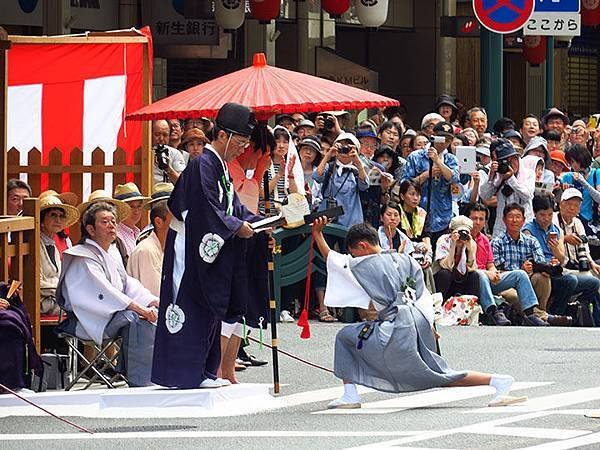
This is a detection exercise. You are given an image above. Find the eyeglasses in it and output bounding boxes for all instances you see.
[230,134,250,148]
[47,211,66,220]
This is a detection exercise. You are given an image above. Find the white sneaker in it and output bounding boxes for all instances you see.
[488,395,528,407]
[327,397,361,409]
[215,378,232,387]
[199,378,223,389]
[280,310,295,323]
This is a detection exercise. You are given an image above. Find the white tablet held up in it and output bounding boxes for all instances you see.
[456,146,477,175]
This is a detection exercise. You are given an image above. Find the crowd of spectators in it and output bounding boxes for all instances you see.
[136,101,600,327]
[4,98,600,390]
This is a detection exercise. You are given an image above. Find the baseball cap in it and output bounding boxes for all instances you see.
[491,139,518,161]
[561,188,583,202]
[550,150,569,169]
[450,215,473,233]
[433,121,454,136]
[356,127,377,139]
[294,119,315,132]
[334,132,361,149]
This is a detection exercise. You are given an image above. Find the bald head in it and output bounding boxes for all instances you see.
[152,120,170,146]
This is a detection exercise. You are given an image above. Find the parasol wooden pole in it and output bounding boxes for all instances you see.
[263,171,281,394]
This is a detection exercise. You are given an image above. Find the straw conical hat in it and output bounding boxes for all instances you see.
[77,189,131,223]
[40,195,80,228]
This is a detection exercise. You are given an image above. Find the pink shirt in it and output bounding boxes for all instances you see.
[116,222,140,256]
[474,231,494,270]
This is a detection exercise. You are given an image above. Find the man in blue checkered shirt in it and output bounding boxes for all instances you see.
[491,203,549,326]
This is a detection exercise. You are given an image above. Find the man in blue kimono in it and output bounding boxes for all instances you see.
[152,103,267,389]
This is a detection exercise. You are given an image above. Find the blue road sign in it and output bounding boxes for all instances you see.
[534,0,580,13]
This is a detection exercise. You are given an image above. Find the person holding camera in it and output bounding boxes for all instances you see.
[152,120,186,184]
[521,194,579,324]
[315,112,343,141]
[313,132,368,230]
[432,216,480,301]
[402,121,460,247]
[466,203,538,326]
[480,139,535,238]
[554,188,600,322]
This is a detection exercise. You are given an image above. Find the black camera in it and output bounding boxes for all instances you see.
[323,115,335,130]
[501,184,514,197]
[530,259,563,277]
[154,144,169,171]
[497,160,511,174]
[576,235,591,271]
[326,197,338,210]
[458,230,470,241]
[339,146,351,155]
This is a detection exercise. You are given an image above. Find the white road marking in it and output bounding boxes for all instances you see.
[466,385,600,414]
[0,430,421,441]
[275,385,374,408]
[466,426,590,440]
[343,411,555,450]
[314,382,550,415]
[345,385,600,449]
[518,431,600,449]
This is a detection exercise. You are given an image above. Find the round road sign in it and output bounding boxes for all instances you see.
[473,0,535,34]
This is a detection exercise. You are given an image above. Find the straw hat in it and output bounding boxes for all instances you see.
[144,182,174,209]
[39,189,78,206]
[40,195,80,228]
[113,182,150,203]
[77,189,131,223]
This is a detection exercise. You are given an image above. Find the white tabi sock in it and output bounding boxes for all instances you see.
[342,383,361,403]
[489,374,514,398]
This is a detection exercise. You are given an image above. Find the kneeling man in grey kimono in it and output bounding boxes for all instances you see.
[313,218,526,409]
[57,202,159,387]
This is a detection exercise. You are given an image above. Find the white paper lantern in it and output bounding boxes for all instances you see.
[215,0,245,31]
[355,0,389,29]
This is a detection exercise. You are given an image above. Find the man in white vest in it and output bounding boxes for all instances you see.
[57,202,159,387]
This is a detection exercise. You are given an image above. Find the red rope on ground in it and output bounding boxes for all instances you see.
[0,382,93,434]
[247,335,334,374]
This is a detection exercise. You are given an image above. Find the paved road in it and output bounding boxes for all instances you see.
[2,324,600,449]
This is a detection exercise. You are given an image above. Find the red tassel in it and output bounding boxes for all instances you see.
[297,309,311,339]
[300,323,311,339]
[297,309,308,327]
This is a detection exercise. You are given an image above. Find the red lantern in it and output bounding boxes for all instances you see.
[523,36,547,66]
[582,0,600,27]
[250,0,281,24]
[322,0,350,18]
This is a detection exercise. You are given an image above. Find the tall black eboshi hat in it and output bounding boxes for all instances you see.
[216,102,257,137]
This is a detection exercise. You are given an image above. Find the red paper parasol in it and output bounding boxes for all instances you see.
[126,53,399,121]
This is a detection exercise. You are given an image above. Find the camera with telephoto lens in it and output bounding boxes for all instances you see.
[497,159,511,174]
[457,230,470,241]
[339,146,351,155]
[576,235,591,271]
[154,144,169,171]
